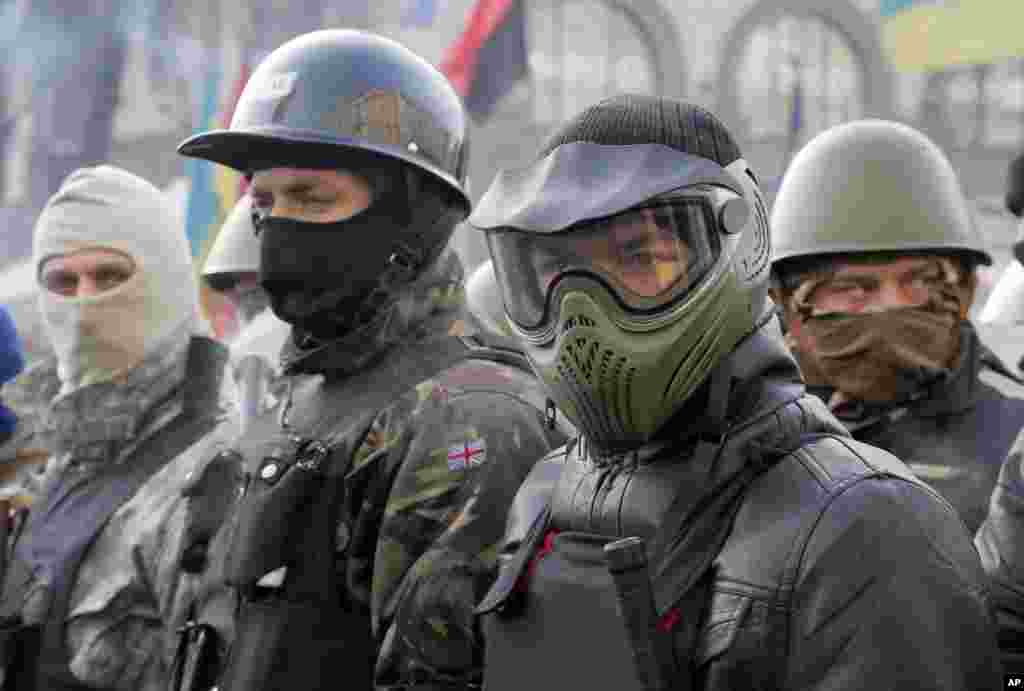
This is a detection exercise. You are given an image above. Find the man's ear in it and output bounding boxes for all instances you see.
[960,269,978,320]
[949,255,978,320]
[768,286,793,327]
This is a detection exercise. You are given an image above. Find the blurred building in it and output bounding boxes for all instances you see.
[3,0,1023,353]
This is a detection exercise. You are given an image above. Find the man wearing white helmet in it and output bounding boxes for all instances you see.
[202,194,271,334]
[463,260,513,338]
[978,152,1024,348]
[0,166,239,691]
[201,194,289,431]
[974,154,1024,677]
[770,119,1024,537]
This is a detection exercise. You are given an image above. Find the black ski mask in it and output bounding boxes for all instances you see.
[257,163,460,341]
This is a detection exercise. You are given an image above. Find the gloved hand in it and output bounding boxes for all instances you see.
[376,548,484,688]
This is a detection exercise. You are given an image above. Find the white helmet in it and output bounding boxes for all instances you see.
[464,260,512,337]
[202,194,260,292]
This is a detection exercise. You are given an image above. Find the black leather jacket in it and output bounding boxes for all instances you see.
[477,323,1001,690]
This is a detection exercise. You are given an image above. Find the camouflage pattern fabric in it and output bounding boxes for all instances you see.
[0,356,61,505]
[6,336,240,691]
[230,251,569,687]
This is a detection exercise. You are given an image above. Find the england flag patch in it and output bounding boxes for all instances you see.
[447,438,487,471]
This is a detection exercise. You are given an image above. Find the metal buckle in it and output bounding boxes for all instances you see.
[295,439,330,471]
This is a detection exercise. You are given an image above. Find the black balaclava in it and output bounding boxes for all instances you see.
[257,155,459,342]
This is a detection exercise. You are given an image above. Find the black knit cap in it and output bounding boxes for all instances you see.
[538,94,743,168]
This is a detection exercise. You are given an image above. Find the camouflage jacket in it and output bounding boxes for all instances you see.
[216,269,571,688]
[4,336,239,691]
[810,322,1024,534]
[0,351,62,506]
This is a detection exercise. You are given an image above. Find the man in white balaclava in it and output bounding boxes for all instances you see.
[0,166,240,691]
[34,165,200,393]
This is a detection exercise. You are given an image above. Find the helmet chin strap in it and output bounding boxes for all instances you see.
[693,302,778,445]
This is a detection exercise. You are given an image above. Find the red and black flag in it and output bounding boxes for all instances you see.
[441,0,528,122]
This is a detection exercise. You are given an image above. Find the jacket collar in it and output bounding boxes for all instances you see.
[280,296,463,379]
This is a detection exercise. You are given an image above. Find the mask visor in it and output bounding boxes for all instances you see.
[488,195,721,330]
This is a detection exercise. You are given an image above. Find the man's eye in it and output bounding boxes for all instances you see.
[250,196,273,215]
[825,282,867,297]
[300,194,334,207]
[95,270,130,288]
[44,273,76,294]
[622,250,656,267]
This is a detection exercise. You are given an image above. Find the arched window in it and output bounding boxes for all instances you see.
[454,0,683,270]
[737,17,864,142]
[518,0,659,125]
[716,0,894,183]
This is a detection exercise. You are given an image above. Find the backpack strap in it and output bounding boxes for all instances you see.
[21,338,225,690]
[459,333,577,439]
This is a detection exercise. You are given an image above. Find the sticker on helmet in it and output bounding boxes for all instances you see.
[254,72,297,101]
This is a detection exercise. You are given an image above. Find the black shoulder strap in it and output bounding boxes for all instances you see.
[459,332,535,372]
[25,339,225,689]
[981,345,1024,386]
[459,332,576,439]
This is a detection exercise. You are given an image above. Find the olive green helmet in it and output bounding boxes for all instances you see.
[771,119,992,272]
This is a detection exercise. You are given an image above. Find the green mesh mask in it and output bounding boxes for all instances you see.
[520,249,752,450]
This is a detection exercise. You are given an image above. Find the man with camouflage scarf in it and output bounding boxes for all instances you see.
[770,119,1024,536]
[0,165,239,691]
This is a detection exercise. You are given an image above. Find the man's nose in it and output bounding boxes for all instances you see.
[877,279,924,309]
[76,275,103,298]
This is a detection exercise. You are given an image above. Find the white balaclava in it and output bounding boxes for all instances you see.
[33,166,200,393]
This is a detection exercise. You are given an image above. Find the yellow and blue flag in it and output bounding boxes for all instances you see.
[882,0,1024,71]
[402,0,438,28]
[184,58,250,339]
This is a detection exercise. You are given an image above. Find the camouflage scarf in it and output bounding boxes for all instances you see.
[39,329,191,472]
[779,256,973,404]
[797,306,960,404]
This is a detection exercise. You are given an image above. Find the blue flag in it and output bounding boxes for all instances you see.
[789,78,803,140]
[402,0,438,27]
